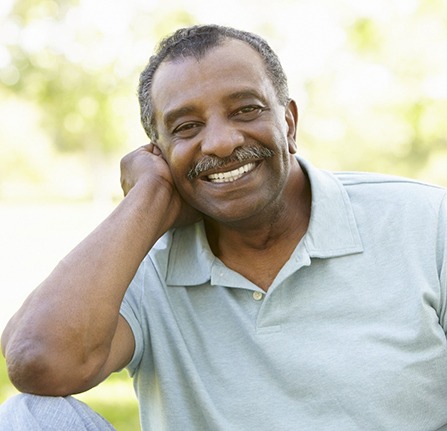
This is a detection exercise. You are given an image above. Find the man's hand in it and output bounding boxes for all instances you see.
[120,143,169,196]
[120,143,201,229]
[2,144,201,397]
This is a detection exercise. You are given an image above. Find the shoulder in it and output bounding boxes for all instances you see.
[335,170,443,190]
[333,170,446,208]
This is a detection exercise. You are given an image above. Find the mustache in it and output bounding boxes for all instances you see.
[187,145,275,180]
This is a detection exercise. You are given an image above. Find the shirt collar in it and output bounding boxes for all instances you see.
[165,222,215,286]
[299,157,363,258]
[166,157,363,286]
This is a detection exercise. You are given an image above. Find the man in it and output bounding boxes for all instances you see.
[1,24,447,431]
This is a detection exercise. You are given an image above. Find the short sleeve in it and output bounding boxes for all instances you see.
[120,261,146,376]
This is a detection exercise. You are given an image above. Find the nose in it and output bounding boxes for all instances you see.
[201,118,244,158]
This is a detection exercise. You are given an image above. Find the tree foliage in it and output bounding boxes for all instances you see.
[299,0,447,183]
[0,0,196,199]
[3,0,127,155]
[1,0,446,199]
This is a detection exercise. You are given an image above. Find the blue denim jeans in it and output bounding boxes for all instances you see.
[0,394,116,430]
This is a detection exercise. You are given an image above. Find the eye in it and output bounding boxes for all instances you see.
[231,105,268,121]
[172,122,203,138]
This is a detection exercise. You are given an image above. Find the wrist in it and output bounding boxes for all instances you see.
[125,178,180,235]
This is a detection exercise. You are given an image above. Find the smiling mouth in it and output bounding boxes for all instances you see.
[207,162,257,183]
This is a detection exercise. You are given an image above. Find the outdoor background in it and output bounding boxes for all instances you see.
[1,0,446,429]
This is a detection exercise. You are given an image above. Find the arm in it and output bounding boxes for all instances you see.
[1,144,199,396]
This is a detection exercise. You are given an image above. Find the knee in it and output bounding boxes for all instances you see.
[0,394,71,427]
[1,393,70,412]
[0,394,114,430]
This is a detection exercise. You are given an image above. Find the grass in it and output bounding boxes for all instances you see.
[0,356,141,430]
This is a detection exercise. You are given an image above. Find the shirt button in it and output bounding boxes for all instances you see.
[252,291,264,301]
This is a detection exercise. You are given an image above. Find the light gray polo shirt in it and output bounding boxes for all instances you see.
[120,158,447,431]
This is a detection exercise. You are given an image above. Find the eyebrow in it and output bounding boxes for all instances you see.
[163,106,198,131]
[162,89,267,130]
[225,89,266,102]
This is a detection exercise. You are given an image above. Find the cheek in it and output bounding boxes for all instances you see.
[165,148,196,190]
[161,141,190,171]
[157,134,201,191]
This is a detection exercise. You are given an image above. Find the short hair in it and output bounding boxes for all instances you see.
[138,24,289,140]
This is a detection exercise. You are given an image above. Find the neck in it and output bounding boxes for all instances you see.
[204,164,311,290]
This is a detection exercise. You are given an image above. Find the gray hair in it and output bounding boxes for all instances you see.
[138,24,289,140]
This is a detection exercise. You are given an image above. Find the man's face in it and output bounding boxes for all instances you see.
[151,39,298,224]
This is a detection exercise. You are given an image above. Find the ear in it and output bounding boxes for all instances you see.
[151,141,163,156]
[152,139,170,160]
[285,99,299,154]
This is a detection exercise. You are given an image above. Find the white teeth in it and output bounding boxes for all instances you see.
[208,162,256,183]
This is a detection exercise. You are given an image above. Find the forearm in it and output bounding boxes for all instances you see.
[2,181,177,394]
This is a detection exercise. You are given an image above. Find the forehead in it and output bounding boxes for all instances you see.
[151,39,275,122]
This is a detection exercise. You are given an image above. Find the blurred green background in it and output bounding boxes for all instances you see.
[1,0,446,429]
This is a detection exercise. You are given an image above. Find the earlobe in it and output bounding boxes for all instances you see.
[151,142,163,156]
[285,99,299,154]
[152,140,169,160]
